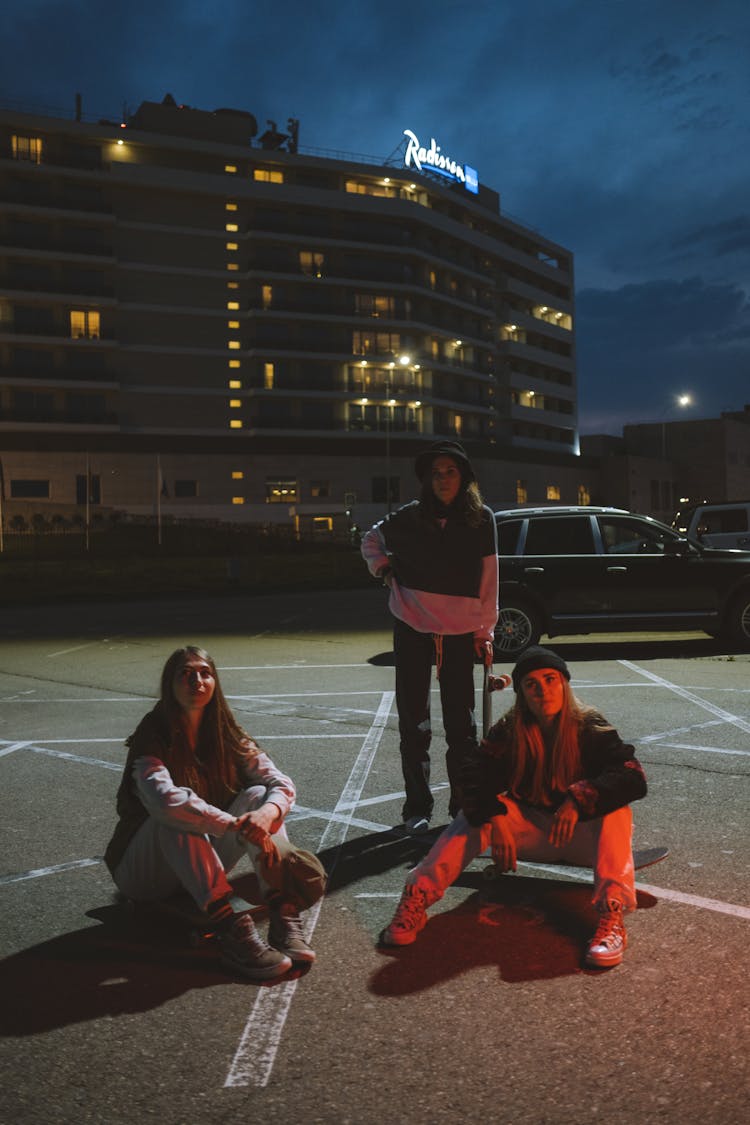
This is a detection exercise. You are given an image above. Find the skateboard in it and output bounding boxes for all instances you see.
[130,890,259,948]
[482,846,669,882]
[482,664,512,736]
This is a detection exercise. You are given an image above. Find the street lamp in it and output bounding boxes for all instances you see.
[661,392,694,460]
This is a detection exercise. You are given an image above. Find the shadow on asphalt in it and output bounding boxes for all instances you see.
[0,878,308,1037]
[320,827,448,893]
[368,875,659,993]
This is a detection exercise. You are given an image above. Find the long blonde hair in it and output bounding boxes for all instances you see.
[508,677,588,805]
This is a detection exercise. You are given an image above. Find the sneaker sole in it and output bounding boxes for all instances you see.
[272,944,317,964]
[379,916,427,946]
[220,953,293,980]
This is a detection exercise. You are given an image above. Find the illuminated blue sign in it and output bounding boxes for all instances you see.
[402,129,478,194]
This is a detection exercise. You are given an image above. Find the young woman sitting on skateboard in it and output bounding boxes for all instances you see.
[105,645,323,981]
[380,646,647,968]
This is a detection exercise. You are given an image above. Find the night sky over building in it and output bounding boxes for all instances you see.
[2,0,748,435]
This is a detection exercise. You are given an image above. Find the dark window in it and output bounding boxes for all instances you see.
[75,474,101,504]
[11,479,49,499]
[174,480,198,498]
[524,516,594,555]
[700,508,748,534]
[371,476,400,504]
[497,519,523,554]
[599,517,671,554]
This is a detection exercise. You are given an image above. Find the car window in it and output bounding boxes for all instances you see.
[524,516,595,555]
[497,519,523,554]
[599,517,673,554]
[699,508,748,534]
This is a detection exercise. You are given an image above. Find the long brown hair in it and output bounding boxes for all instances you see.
[419,468,486,528]
[507,677,589,805]
[149,645,250,807]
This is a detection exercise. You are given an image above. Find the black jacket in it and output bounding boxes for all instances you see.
[461,709,647,826]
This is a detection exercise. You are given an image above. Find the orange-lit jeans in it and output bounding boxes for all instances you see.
[407,799,636,912]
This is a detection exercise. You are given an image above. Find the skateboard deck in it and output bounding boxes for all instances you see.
[483,845,669,882]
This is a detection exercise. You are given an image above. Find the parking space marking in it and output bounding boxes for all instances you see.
[0,741,32,757]
[655,742,750,757]
[224,690,394,1090]
[0,858,102,885]
[619,660,750,734]
[353,882,750,920]
[633,883,750,920]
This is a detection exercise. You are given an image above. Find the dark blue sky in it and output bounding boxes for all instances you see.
[2,0,748,435]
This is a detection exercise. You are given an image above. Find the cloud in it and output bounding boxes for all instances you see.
[576,276,750,430]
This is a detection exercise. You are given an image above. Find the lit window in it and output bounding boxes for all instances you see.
[225,202,238,211]
[262,285,273,309]
[226,242,238,251]
[229,399,242,408]
[254,169,284,183]
[228,320,240,329]
[230,419,243,429]
[70,310,100,339]
[312,517,333,533]
[228,359,241,369]
[225,164,238,173]
[227,301,239,310]
[266,478,298,503]
[264,362,274,389]
[232,471,244,480]
[228,340,240,349]
[310,481,330,498]
[12,135,43,163]
[229,380,242,389]
[546,485,561,501]
[232,496,245,504]
[299,251,324,278]
[225,223,239,232]
[577,485,591,506]
[516,479,528,505]
[227,281,239,289]
[227,263,239,271]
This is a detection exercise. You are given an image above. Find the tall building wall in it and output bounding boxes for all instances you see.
[0,98,582,529]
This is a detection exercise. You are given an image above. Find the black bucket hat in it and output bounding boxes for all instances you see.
[512,646,571,692]
[414,440,476,483]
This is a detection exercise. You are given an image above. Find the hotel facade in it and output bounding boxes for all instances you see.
[0,97,594,535]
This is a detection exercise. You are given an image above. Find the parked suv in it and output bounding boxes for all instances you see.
[671,501,750,550]
[494,505,750,658]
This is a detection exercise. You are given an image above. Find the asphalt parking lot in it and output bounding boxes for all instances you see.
[1,587,749,1125]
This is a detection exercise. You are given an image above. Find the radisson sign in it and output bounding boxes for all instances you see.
[402,128,478,195]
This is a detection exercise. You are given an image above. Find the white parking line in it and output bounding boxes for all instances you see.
[619,660,750,734]
[223,690,395,1090]
[0,858,102,885]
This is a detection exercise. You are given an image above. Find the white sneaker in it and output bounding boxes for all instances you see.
[402,815,430,834]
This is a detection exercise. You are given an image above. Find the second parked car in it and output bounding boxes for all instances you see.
[494,506,750,658]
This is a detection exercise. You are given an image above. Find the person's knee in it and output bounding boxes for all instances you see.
[229,785,268,815]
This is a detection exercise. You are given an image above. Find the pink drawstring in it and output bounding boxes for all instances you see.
[432,634,444,679]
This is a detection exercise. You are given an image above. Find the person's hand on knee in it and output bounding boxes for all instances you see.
[490,816,517,872]
[233,811,281,866]
[548,797,579,848]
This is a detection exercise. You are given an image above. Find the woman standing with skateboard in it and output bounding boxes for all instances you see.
[361,440,498,833]
[105,646,323,981]
[380,646,648,968]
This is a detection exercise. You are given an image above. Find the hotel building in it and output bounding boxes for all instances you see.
[0,97,590,534]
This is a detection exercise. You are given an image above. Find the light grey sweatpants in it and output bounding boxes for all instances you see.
[112,785,289,911]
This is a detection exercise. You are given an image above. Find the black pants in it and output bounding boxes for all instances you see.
[393,618,478,822]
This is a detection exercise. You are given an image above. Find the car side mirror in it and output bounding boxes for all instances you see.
[663,538,691,557]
